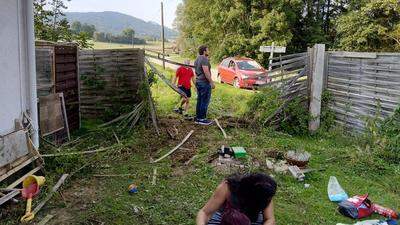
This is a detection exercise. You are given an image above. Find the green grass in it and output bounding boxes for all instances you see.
[151,65,253,117]
[3,67,400,225]
[91,41,174,50]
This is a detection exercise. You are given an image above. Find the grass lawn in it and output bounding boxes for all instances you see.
[3,66,400,225]
[91,41,173,51]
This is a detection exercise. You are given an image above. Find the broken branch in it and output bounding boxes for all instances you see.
[41,147,112,157]
[152,130,194,163]
[151,168,157,185]
[214,119,228,139]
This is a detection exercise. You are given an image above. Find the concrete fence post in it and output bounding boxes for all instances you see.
[308,44,326,132]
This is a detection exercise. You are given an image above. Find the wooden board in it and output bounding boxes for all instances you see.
[0,130,30,168]
[39,93,65,136]
[79,49,144,119]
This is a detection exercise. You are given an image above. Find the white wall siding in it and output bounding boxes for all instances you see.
[0,0,38,146]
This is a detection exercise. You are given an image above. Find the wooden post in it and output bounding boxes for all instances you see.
[161,1,165,69]
[268,42,275,72]
[308,44,326,132]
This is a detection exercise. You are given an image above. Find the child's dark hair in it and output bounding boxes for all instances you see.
[226,173,277,222]
[198,45,208,55]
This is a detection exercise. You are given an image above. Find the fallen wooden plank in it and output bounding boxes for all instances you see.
[0,190,19,206]
[144,57,187,98]
[41,147,111,157]
[93,174,134,178]
[145,68,160,136]
[0,192,19,204]
[112,131,120,144]
[0,156,39,183]
[32,174,69,215]
[152,130,194,163]
[214,119,228,139]
[37,214,54,225]
[7,166,42,189]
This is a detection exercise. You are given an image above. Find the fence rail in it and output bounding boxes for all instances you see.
[262,52,309,100]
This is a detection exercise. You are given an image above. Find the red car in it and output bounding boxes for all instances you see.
[217,57,270,88]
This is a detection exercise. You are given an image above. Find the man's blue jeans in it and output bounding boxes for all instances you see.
[196,82,211,120]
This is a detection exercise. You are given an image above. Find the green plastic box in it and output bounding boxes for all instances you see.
[232,147,247,158]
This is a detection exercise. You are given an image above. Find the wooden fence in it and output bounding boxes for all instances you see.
[36,41,80,132]
[326,52,400,131]
[263,52,309,100]
[79,49,145,119]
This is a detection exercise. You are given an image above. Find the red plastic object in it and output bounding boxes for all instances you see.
[372,203,399,219]
[347,194,374,218]
[21,183,39,199]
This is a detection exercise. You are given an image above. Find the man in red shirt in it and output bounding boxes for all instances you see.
[173,60,195,116]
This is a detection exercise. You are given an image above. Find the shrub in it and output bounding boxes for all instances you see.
[246,87,310,135]
[246,87,282,125]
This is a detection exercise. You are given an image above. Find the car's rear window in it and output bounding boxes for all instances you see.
[237,60,263,70]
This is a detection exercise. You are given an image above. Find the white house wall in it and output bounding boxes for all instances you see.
[0,0,38,147]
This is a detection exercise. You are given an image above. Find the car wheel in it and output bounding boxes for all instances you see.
[233,78,240,88]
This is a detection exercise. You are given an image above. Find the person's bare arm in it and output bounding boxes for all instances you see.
[172,73,178,86]
[202,65,215,89]
[196,182,229,225]
[191,72,197,91]
[263,200,276,225]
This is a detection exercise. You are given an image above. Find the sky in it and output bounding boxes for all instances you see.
[65,0,182,29]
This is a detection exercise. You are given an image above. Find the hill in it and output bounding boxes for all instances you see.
[65,11,178,39]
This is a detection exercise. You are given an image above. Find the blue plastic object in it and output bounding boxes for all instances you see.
[328,176,349,202]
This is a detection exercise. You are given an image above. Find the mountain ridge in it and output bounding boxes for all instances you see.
[64,11,178,39]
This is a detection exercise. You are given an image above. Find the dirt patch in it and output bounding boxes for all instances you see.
[45,178,103,225]
[158,117,214,165]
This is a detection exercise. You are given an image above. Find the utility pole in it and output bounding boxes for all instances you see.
[131,32,135,48]
[161,1,165,69]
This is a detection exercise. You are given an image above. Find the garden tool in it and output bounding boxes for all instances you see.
[20,175,45,223]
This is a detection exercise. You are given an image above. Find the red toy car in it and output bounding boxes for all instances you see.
[217,57,270,88]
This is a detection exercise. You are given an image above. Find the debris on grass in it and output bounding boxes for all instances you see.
[37,214,54,225]
[151,168,157,186]
[152,130,194,163]
[285,150,311,167]
[184,155,198,166]
[32,174,69,220]
[128,184,138,194]
[41,147,112,157]
[212,156,245,174]
[328,176,349,202]
[336,219,398,225]
[288,165,306,181]
[92,174,135,178]
[214,118,228,139]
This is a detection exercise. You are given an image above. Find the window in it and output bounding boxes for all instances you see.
[237,60,263,70]
[228,61,236,69]
[221,59,230,67]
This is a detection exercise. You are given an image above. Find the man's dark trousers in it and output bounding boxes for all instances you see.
[195,82,211,120]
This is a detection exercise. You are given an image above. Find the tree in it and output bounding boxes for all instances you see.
[34,0,54,40]
[122,28,135,39]
[71,21,82,34]
[81,24,96,37]
[33,0,92,48]
[335,0,400,51]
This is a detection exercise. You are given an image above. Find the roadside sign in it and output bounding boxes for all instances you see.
[260,46,286,53]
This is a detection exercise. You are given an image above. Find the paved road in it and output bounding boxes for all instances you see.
[148,57,219,82]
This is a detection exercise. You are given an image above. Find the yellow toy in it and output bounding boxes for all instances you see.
[20,175,45,223]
